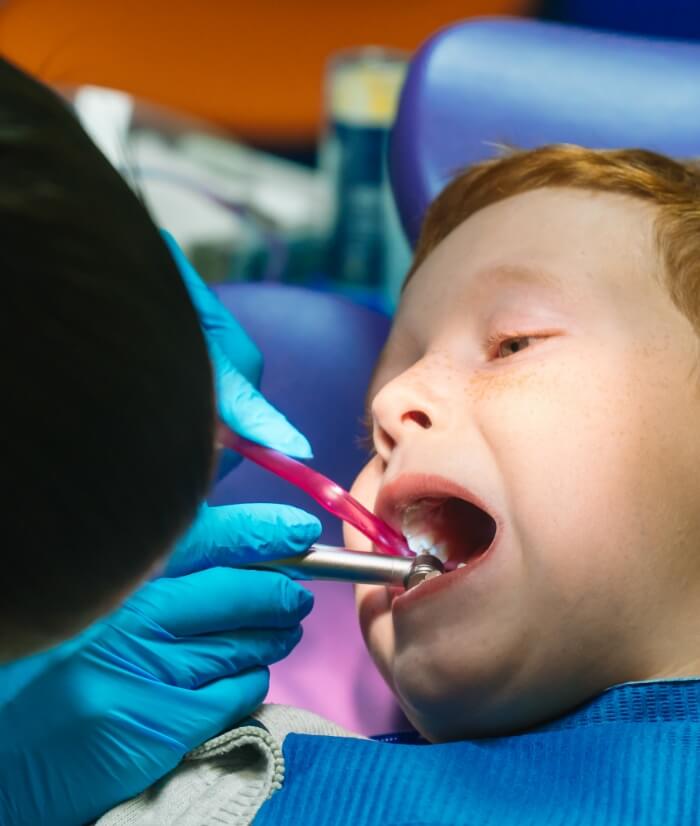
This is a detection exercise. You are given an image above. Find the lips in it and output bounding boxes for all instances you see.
[376,474,499,567]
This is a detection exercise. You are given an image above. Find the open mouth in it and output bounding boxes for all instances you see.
[400,496,498,569]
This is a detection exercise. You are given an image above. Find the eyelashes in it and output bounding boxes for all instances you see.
[356,410,376,457]
[484,330,557,360]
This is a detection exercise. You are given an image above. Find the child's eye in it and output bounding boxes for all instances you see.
[496,336,536,358]
[487,332,555,360]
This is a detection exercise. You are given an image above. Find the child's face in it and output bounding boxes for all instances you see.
[345,188,700,741]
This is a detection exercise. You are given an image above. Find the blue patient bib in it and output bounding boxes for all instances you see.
[255,679,700,825]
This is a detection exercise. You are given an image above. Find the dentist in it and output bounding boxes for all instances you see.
[0,58,320,825]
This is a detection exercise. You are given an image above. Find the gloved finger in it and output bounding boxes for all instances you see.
[162,231,313,469]
[210,340,312,459]
[172,626,304,688]
[164,503,322,577]
[129,567,315,635]
[176,667,271,749]
[161,229,262,386]
[102,622,303,689]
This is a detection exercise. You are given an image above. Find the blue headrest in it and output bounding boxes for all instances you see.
[389,18,700,244]
[209,283,390,545]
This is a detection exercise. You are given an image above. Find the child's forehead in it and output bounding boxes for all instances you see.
[403,188,660,307]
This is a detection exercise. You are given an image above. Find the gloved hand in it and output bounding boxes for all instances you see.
[161,230,313,475]
[0,566,314,826]
[164,501,321,576]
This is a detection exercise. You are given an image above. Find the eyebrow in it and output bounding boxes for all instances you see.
[467,263,566,294]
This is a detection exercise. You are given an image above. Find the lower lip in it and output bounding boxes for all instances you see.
[392,540,498,611]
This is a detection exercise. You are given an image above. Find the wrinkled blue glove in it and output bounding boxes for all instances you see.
[0,566,315,826]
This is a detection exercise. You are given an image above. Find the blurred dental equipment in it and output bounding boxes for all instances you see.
[322,48,409,295]
[218,425,412,558]
[68,86,331,284]
[246,544,444,589]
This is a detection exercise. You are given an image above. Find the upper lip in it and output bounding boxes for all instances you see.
[375,472,500,535]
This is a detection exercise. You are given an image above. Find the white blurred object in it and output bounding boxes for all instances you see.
[63,85,331,283]
[73,86,134,170]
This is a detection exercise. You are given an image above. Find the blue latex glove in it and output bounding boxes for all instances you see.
[0,566,315,826]
[161,230,313,471]
[163,501,321,577]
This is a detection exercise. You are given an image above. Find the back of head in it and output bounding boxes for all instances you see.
[1,59,214,656]
[410,145,700,335]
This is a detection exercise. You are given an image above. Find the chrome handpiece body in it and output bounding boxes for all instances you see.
[245,544,443,589]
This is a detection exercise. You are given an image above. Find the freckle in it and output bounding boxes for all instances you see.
[467,367,540,400]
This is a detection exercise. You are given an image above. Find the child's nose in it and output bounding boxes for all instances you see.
[371,373,438,460]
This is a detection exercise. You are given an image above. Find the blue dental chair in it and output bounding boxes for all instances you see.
[390,17,700,244]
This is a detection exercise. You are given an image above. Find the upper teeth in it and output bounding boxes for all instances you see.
[405,530,436,554]
[401,504,449,562]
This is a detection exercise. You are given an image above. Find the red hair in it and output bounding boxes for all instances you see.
[409,145,700,332]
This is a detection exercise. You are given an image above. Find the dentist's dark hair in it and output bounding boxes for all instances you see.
[0,57,215,658]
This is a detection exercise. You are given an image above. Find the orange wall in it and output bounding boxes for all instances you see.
[0,0,533,143]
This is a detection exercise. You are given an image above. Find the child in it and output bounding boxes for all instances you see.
[102,145,700,825]
[348,144,700,742]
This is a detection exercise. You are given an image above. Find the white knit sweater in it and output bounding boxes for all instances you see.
[96,705,364,826]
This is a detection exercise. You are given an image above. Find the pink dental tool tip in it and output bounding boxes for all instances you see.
[218,425,413,558]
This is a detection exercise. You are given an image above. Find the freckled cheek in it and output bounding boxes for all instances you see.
[476,363,627,531]
[477,359,665,574]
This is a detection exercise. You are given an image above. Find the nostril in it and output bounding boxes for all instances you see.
[402,410,432,429]
[376,424,396,453]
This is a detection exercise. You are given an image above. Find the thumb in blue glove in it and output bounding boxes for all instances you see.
[164,502,321,577]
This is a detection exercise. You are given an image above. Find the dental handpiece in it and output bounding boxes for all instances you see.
[244,545,444,590]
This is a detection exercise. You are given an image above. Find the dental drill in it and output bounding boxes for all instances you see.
[244,545,444,590]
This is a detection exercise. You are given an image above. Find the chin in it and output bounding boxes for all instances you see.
[396,686,510,743]
[389,638,583,742]
[397,682,550,742]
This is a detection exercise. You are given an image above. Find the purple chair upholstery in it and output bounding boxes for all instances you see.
[389,18,700,244]
[210,283,406,734]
